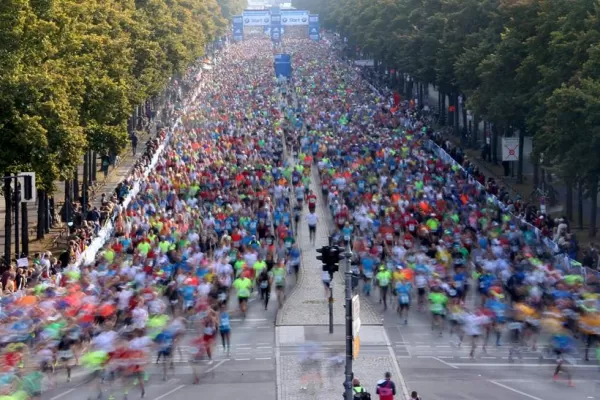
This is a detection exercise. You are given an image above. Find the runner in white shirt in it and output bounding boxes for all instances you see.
[305,211,319,245]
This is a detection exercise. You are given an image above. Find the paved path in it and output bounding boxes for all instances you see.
[275,169,408,400]
[0,130,152,258]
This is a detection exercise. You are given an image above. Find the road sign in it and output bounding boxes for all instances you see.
[501,137,519,161]
[352,295,361,337]
[353,335,360,360]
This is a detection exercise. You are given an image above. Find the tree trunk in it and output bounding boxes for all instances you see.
[36,190,45,240]
[491,124,499,164]
[516,129,525,184]
[578,182,584,230]
[461,95,468,138]
[447,92,454,128]
[82,152,89,216]
[565,181,573,222]
[418,83,424,109]
[73,167,79,205]
[4,178,12,265]
[589,179,598,238]
[438,89,442,118]
[454,92,460,135]
[46,197,53,233]
[440,92,446,126]
[472,114,479,148]
[92,152,97,183]
[64,180,71,226]
[533,158,539,187]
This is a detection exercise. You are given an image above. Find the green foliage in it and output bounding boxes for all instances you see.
[0,0,228,192]
[321,0,600,201]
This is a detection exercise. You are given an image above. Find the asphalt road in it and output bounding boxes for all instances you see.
[43,283,288,400]
[361,288,600,400]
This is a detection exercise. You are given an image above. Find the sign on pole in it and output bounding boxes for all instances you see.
[352,295,361,337]
[501,137,519,161]
[233,16,243,41]
[352,295,360,359]
[274,53,291,79]
[353,335,360,360]
[271,14,281,42]
[308,14,320,41]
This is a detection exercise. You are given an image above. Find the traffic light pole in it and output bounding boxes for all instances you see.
[344,241,354,400]
[329,271,334,334]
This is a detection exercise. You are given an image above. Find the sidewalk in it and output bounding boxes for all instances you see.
[275,167,408,400]
[0,128,154,257]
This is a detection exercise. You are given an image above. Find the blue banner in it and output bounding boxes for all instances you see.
[271,14,282,42]
[274,53,291,79]
[309,14,319,41]
[233,16,243,41]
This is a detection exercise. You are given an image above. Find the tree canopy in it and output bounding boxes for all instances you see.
[0,0,231,192]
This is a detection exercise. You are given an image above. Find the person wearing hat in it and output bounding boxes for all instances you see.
[352,378,369,399]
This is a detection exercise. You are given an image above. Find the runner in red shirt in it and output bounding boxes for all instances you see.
[306,190,317,213]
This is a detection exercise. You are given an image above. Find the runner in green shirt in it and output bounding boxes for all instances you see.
[233,276,253,316]
[376,266,392,311]
[272,262,287,309]
[428,289,448,336]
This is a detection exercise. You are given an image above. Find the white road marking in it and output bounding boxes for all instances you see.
[204,359,227,373]
[450,363,598,368]
[153,385,186,400]
[235,358,251,361]
[489,380,544,400]
[432,356,459,369]
[50,389,76,400]
[256,357,272,360]
[383,323,410,400]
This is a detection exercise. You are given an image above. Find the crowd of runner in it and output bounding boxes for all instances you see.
[292,36,600,388]
[0,38,306,399]
[0,34,598,400]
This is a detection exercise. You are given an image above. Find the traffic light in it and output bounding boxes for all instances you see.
[23,175,33,201]
[316,245,331,271]
[327,246,342,273]
[18,172,36,203]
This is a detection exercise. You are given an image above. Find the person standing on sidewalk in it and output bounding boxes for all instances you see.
[130,131,138,156]
[376,372,396,400]
[305,210,318,245]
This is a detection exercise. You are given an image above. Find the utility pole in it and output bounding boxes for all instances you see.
[344,241,354,400]
[317,243,343,335]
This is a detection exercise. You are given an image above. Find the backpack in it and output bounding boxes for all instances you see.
[353,388,371,400]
